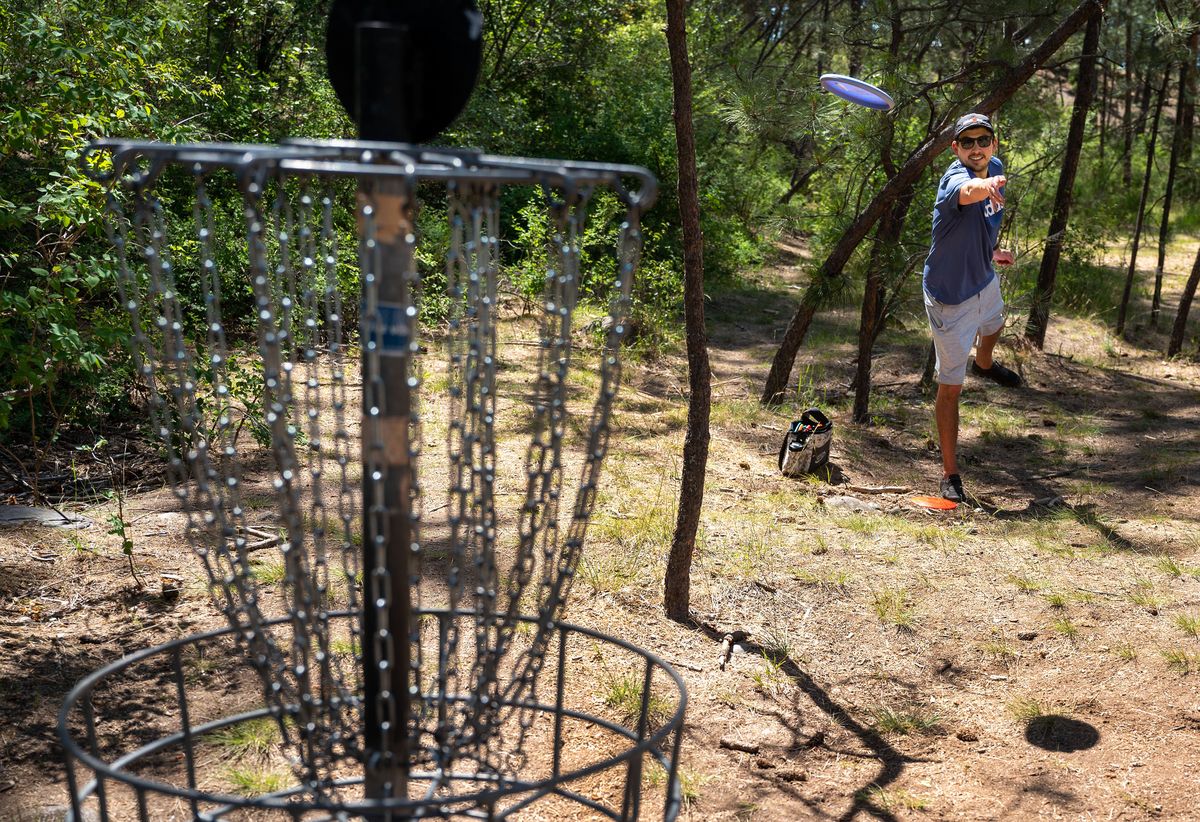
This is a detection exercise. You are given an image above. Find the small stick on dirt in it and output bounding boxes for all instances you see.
[246,536,281,552]
[718,633,734,670]
[1075,587,1120,598]
[719,737,761,754]
[1031,467,1089,480]
[843,484,910,494]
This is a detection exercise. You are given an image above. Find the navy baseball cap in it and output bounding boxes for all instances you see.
[954,112,994,138]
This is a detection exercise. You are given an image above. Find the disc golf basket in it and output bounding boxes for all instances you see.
[58,5,685,816]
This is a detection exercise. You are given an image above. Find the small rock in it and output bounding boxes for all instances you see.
[822,495,881,513]
[732,643,749,655]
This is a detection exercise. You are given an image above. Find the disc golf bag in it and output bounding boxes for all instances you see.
[778,408,833,477]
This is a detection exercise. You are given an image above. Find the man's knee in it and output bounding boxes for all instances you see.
[936,383,962,402]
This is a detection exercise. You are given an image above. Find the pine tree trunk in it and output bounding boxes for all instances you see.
[1153,31,1199,327]
[663,0,710,623]
[852,188,915,422]
[1183,31,1198,163]
[1025,6,1102,348]
[1098,59,1108,161]
[1122,16,1134,187]
[1168,244,1200,357]
[1117,71,1169,337]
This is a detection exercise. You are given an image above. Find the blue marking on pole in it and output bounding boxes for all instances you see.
[372,302,410,355]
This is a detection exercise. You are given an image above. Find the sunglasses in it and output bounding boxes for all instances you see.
[956,134,993,149]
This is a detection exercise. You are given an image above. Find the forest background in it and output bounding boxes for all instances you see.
[3,0,1200,450]
[4,1,1200,819]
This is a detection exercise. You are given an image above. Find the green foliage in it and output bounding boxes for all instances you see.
[5,0,1198,440]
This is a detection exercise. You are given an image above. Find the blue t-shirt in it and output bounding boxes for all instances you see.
[921,156,1004,305]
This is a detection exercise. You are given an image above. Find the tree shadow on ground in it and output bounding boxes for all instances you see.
[692,619,927,821]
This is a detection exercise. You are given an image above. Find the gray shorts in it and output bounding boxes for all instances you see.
[924,277,1005,385]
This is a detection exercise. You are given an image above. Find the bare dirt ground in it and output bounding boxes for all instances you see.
[2,236,1199,821]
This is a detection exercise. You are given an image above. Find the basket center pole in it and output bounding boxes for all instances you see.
[356,20,415,802]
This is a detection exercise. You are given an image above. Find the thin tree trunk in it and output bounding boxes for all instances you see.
[663,0,710,623]
[852,189,915,422]
[1025,6,1102,348]
[1184,31,1198,163]
[848,0,864,77]
[1136,60,1154,131]
[1122,16,1134,187]
[1153,31,1199,327]
[816,0,831,77]
[760,0,1102,404]
[919,341,937,391]
[1117,71,1169,337]
[1168,244,1200,356]
[1098,58,1108,161]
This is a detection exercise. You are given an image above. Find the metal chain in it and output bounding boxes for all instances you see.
[104,145,647,804]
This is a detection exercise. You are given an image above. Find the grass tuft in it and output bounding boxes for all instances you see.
[980,640,1019,662]
[1173,613,1200,638]
[209,717,281,759]
[1126,578,1167,610]
[1051,617,1079,638]
[856,784,930,812]
[249,560,287,585]
[871,587,916,629]
[792,568,852,591]
[1111,642,1138,661]
[226,766,290,797]
[1042,591,1069,609]
[751,652,792,694]
[1008,574,1046,593]
[1007,696,1052,723]
[871,706,941,736]
[601,672,673,729]
[1161,648,1198,675]
[1156,554,1184,578]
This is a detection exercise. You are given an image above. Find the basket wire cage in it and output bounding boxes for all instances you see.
[57,139,687,821]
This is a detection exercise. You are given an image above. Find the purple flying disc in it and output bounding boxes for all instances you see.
[819,74,894,111]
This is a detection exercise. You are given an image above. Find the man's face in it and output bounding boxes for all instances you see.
[952,128,995,173]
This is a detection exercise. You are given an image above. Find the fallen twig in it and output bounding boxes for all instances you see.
[719,737,761,754]
[844,484,910,494]
[718,634,733,671]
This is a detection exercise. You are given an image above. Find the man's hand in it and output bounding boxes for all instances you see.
[959,174,1006,207]
[993,248,1014,266]
[983,175,1006,209]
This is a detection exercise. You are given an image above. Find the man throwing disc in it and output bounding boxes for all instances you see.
[922,112,1021,504]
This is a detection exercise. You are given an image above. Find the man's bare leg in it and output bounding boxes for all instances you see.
[936,383,962,477]
[974,329,1001,370]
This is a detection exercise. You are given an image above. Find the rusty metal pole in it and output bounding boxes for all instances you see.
[356,20,416,801]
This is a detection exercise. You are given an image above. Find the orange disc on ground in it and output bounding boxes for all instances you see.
[910,495,957,510]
